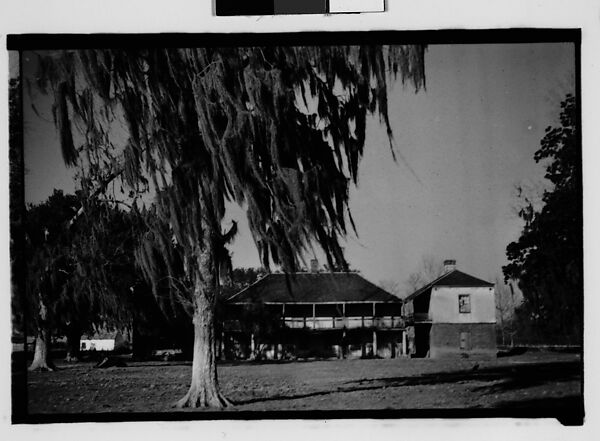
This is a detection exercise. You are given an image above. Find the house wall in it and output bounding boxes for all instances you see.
[429,323,496,358]
[430,286,495,323]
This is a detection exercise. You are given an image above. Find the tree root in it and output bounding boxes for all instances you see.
[28,361,56,372]
[174,385,232,409]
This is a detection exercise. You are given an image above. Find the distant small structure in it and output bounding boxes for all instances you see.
[80,328,130,353]
[403,259,496,358]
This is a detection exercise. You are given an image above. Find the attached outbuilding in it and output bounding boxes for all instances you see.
[403,260,496,358]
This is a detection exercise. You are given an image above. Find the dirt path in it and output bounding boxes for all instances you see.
[23,352,581,415]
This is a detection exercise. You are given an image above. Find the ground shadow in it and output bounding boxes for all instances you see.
[233,359,582,406]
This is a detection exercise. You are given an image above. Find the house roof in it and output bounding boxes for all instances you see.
[404,269,493,302]
[228,272,400,304]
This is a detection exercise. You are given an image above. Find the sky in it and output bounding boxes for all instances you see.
[22,43,576,295]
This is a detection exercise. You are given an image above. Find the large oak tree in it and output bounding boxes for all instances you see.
[33,45,426,407]
[503,94,582,343]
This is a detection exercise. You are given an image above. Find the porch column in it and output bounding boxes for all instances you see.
[220,330,225,360]
[312,303,316,328]
[372,330,378,357]
[250,333,256,356]
[402,330,407,356]
[282,303,286,327]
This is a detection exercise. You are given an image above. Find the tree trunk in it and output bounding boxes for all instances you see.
[65,322,81,362]
[175,290,230,408]
[29,327,55,371]
[29,296,55,371]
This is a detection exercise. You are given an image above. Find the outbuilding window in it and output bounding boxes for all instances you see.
[458,294,471,313]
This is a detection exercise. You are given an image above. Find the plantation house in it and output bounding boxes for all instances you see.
[222,260,405,360]
[403,260,496,358]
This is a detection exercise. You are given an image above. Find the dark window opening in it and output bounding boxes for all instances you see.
[314,304,343,317]
[458,294,471,313]
[375,303,402,316]
[284,304,313,317]
[345,303,374,317]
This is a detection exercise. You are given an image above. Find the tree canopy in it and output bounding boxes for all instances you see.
[36,47,425,284]
[503,94,582,342]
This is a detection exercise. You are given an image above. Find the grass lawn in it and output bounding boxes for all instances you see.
[18,351,582,420]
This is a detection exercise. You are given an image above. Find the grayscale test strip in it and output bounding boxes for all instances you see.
[216,0,385,16]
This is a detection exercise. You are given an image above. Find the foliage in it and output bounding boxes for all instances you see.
[379,279,401,298]
[24,189,140,338]
[503,94,582,342]
[10,76,25,333]
[34,46,426,307]
[220,267,266,299]
[404,255,445,296]
[494,277,523,346]
[25,190,79,333]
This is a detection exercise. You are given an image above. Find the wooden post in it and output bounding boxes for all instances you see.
[220,331,225,360]
[373,330,378,358]
[281,304,286,328]
[312,304,316,328]
[402,330,407,356]
[250,333,255,356]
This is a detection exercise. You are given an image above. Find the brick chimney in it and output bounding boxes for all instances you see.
[310,259,319,273]
[443,259,456,273]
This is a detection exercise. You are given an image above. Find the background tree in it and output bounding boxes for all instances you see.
[503,94,582,344]
[25,190,79,370]
[62,195,142,361]
[378,279,401,298]
[494,276,522,346]
[404,255,445,296]
[34,45,426,407]
[10,74,25,342]
[25,190,140,369]
[220,267,266,299]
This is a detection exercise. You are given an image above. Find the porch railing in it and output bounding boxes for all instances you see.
[224,316,404,331]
